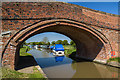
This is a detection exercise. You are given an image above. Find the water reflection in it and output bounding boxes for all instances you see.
[55,56,65,62]
[28,49,72,68]
[28,49,119,78]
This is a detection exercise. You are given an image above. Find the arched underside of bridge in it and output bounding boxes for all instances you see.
[2,19,111,69]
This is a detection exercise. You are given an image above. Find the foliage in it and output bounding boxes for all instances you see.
[20,46,32,56]
[51,41,55,45]
[27,41,50,45]
[29,42,36,45]
[55,40,62,44]
[28,67,46,79]
[70,40,76,47]
[38,42,43,45]
[46,42,50,45]
[107,57,120,63]
[62,40,69,45]
[27,40,71,45]
[63,45,76,56]
[2,67,27,78]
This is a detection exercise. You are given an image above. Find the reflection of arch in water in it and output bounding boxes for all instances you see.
[71,61,102,78]
[94,63,118,78]
[71,61,119,78]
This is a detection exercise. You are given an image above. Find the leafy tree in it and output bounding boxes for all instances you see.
[38,42,42,45]
[70,40,74,45]
[55,40,62,44]
[26,42,30,45]
[47,42,50,45]
[30,42,36,45]
[70,40,76,47]
[35,42,39,45]
[51,41,55,45]
[62,40,69,45]
[41,41,46,45]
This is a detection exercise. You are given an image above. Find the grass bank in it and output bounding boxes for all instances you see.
[2,67,46,79]
[63,45,76,56]
[20,46,32,56]
[2,46,46,79]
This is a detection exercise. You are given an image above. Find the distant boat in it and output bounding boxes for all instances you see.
[39,45,49,49]
[50,46,54,50]
[52,44,65,56]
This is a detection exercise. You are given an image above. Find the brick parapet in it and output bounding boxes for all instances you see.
[1,2,119,69]
[2,2,118,30]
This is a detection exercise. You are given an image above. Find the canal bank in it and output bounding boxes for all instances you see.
[17,56,48,79]
[69,51,120,68]
[2,56,47,79]
[28,49,120,78]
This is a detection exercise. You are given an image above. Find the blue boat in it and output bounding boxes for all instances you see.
[53,44,65,56]
[50,46,54,50]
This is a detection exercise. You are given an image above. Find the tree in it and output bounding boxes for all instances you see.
[30,42,36,45]
[55,40,62,44]
[42,37,49,44]
[70,40,76,47]
[47,42,50,45]
[35,42,39,45]
[70,40,74,45]
[62,40,69,45]
[38,42,42,45]
[41,41,46,45]
[26,42,30,45]
[51,41,55,45]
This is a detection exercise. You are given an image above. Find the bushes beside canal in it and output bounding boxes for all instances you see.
[20,46,32,56]
[63,45,76,56]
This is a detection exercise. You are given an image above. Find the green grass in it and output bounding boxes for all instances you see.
[107,57,120,63]
[20,46,32,56]
[2,67,28,78]
[63,45,76,56]
[2,67,46,79]
[28,67,46,79]
[2,46,46,79]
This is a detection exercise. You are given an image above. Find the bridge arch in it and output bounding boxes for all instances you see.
[2,19,112,69]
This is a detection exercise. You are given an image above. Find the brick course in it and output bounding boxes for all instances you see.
[1,2,119,69]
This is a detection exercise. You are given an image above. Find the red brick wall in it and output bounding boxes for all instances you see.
[1,2,119,69]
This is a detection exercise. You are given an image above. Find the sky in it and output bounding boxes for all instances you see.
[2,0,120,2]
[26,32,71,43]
[68,2,118,15]
[26,2,118,43]
[56,0,119,2]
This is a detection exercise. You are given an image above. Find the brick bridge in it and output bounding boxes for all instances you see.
[1,2,119,69]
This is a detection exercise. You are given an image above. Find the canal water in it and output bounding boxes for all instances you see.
[28,49,119,78]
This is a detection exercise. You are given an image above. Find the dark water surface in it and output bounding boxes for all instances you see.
[28,49,119,78]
